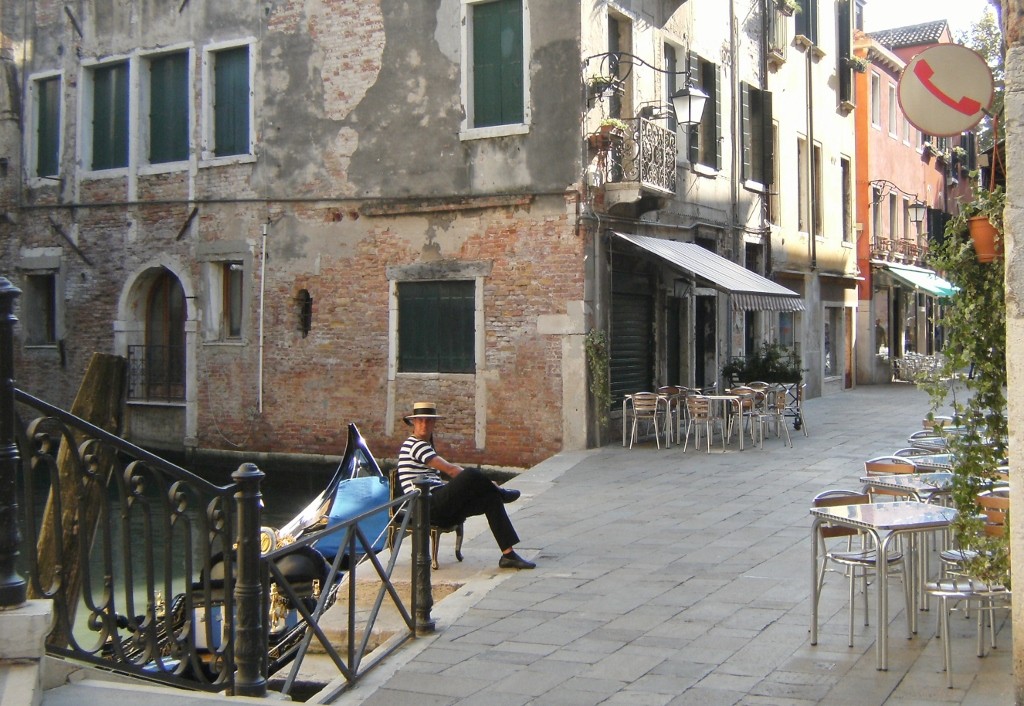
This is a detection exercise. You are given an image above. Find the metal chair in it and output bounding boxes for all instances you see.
[926,489,1011,688]
[681,395,721,452]
[754,385,791,447]
[626,392,668,449]
[812,490,912,648]
[656,385,686,445]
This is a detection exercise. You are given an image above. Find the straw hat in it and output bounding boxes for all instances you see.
[403,401,443,425]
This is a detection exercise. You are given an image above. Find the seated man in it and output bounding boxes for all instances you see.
[397,401,535,570]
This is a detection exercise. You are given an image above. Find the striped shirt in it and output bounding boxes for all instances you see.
[397,436,444,494]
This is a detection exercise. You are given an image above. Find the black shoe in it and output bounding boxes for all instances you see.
[498,551,535,570]
[498,486,521,503]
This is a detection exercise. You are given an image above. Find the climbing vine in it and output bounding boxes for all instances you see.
[585,329,611,426]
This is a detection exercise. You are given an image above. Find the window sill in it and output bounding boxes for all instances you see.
[80,167,130,180]
[126,399,186,408]
[742,179,767,194]
[691,163,719,178]
[139,160,190,177]
[200,153,257,168]
[204,339,246,347]
[396,371,476,379]
[459,123,530,141]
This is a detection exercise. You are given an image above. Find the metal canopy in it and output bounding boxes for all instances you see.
[872,260,957,298]
[613,232,806,312]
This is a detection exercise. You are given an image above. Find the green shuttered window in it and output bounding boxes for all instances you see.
[36,76,60,178]
[91,62,129,170]
[398,281,475,373]
[472,0,523,127]
[214,47,250,157]
[150,53,189,164]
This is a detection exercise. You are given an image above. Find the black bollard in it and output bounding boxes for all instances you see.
[411,479,435,634]
[0,277,26,608]
[232,462,267,697]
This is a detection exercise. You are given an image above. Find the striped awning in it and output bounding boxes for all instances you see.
[613,232,806,312]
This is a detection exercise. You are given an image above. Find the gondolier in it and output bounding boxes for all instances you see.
[397,401,536,570]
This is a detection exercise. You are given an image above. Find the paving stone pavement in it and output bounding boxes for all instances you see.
[329,384,1013,706]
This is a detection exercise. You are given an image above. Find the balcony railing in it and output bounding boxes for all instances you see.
[600,117,677,195]
[870,236,929,266]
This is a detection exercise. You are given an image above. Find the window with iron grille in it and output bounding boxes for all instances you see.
[398,281,475,373]
[90,62,129,170]
[469,0,524,128]
[148,52,189,164]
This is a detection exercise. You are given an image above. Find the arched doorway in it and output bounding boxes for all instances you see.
[141,270,186,400]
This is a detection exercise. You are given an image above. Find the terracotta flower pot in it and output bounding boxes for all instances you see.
[968,215,1002,263]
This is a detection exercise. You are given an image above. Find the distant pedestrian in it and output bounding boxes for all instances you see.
[397,402,535,570]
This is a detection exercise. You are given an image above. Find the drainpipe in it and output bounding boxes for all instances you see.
[728,0,739,366]
[258,222,267,413]
[806,47,817,270]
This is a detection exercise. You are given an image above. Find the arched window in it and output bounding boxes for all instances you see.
[143,270,186,400]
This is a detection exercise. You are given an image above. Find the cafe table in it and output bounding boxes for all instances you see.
[810,500,957,670]
[859,472,953,503]
[907,453,955,471]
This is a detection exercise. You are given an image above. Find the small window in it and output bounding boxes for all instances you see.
[888,84,898,137]
[470,0,524,128]
[812,143,823,237]
[841,157,852,243]
[90,62,129,170]
[795,0,818,44]
[870,73,881,127]
[148,52,189,164]
[212,46,250,157]
[688,53,721,171]
[398,281,475,373]
[23,273,57,345]
[223,262,243,339]
[33,75,61,178]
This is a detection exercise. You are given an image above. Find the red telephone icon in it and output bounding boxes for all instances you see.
[913,60,982,116]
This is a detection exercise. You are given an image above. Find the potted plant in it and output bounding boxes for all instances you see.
[952,171,1005,263]
[588,118,631,151]
[843,55,869,73]
[921,199,1008,587]
[587,75,622,101]
[721,341,803,385]
[777,0,801,15]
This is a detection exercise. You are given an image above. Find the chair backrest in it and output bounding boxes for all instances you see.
[727,386,759,410]
[892,447,930,457]
[977,489,1009,537]
[813,490,869,539]
[864,456,916,476]
[631,392,661,414]
[657,385,683,396]
[747,381,770,390]
[686,395,712,419]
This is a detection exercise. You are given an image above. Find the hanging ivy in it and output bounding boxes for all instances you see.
[921,186,1009,587]
[585,329,611,427]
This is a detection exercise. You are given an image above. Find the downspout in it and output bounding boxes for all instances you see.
[806,45,817,269]
[760,0,772,278]
[728,0,739,365]
[258,221,267,414]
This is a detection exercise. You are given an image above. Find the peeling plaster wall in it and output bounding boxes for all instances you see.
[2,0,590,468]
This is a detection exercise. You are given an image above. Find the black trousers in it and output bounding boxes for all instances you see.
[429,468,519,551]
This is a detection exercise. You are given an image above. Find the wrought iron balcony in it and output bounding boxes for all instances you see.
[871,236,928,266]
[593,117,677,196]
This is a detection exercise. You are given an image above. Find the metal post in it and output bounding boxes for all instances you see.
[411,479,435,634]
[232,462,267,697]
[0,277,26,608]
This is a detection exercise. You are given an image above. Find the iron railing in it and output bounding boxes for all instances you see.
[0,276,436,699]
[602,117,677,194]
[127,344,185,401]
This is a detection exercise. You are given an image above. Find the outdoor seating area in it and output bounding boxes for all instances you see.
[810,412,1010,688]
[622,381,806,452]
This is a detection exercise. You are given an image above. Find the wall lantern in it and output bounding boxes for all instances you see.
[670,83,708,126]
[908,201,927,224]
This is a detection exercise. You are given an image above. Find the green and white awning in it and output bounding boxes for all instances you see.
[872,261,957,298]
